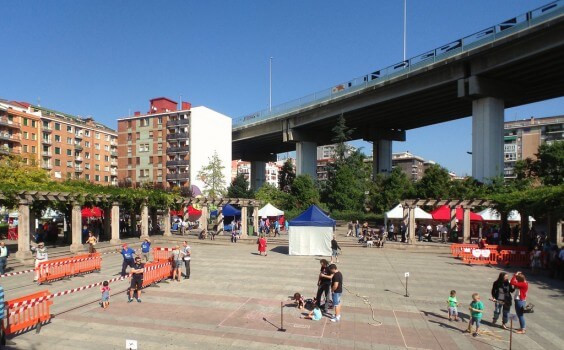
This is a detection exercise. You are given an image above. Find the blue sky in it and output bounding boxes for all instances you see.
[1,0,562,176]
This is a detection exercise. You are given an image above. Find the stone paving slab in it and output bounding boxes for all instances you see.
[1,231,562,350]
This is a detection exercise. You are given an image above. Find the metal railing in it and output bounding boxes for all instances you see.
[0,134,20,142]
[166,119,190,127]
[233,0,563,129]
[0,117,20,128]
[166,132,189,140]
[166,159,190,167]
[166,146,189,153]
[166,173,189,181]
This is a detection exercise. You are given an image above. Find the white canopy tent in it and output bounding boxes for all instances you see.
[288,205,335,256]
[384,204,432,226]
[477,208,535,223]
[258,203,284,218]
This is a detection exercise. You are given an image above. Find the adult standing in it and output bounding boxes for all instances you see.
[128,256,145,302]
[0,241,9,274]
[182,241,191,279]
[86,231,97,254]
[315,259,332,312]
[31,242,48,282]
[354,220,360,237]
[510,272,529,334]
[329,264,343,322]
[346,221,353,237]
[140,238,151,263]
[119,243,136,277]
[171,245,182,282]
[330,236,341,263]
[491,272,514,329]
[257,235,267,256]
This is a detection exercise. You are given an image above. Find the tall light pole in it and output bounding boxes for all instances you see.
[269,57,273,111]
[403,0,407,61]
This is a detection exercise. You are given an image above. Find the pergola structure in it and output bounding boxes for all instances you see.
[400,199,493,243]
[174,197,261,238]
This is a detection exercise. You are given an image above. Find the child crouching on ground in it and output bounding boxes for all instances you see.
[292,292,305,310]
[447,290,459,321]
[468,293,484,337]
[100,280,110,309]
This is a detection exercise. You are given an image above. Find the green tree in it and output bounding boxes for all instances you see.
[197,151,226,198]
[534,142,564,186]
[290,174,320,209]
[325,150,368,211]
[227,174,254,198]
[415,164,451,198]
[254,183,292,210]
[278,159,295,192]
[331,114,354,163]
[368,167,414,213]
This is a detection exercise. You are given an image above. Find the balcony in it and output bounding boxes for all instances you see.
[166,159,190,167]
[166,119,189,127]
[42,151,52,157]
[0,117,20,128]
[75,156,83,162]
[75,132,83,139]
[74,166,83,173]
[41,163,52,170]
[0,134,20,142]
[166,146,188,154]
[74,144,83,151]
[41,138,52,145]
[42,126,52,133]
[110,140,117,146]
[110,151,118,157]
[111,160,118,166]
[166,132,189,140]
[166,173,190,181]
[110,169,117,176]
[0,147,20,155]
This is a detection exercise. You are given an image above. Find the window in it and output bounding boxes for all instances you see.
[23,132,28,139]
[95,154,100,160]
[55,147,61,155]
[67,137,73,144]
[66,161,73,167]
[104,145,109,151]
[23,118,28,126]
[85,174,90,180]
[158,156,162,163]
[104,155,109,161]
[55,135,61,142]
[104,166,109,172]
[23,145,28,152]
[31,133,36,140]
[127,120,132,128]
[128,158,132,165]
[95,132,100,139]
[54,159,61,166]
[157,169,162,176]
[95,164,100,171]
[149,157,153,164]
[139,144,149,152]
[84,130,90,136]
[66,149,72,156]
[127,133,132,141]
[127,146,132,153]
[157,117,162,125]
[104,176,109,182]
[95,143,100,150]
[157,143,162,151]
[67,125,73,132]
[136,157,140,165]
[85,163,90,169]
[31,120,36,127]
[149,130,153,138]
[85,141,90,147]
[105,135,110,141]
[141,118,149,127]
[54,171,62,179]
[95,175,100,181]
[136,132,140,140]
[55,123,61,130]
[31,146,36,153]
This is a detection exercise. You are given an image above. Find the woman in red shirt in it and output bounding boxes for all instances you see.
[510,272,529,334]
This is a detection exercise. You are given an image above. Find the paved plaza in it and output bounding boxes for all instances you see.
[1,232,563,350]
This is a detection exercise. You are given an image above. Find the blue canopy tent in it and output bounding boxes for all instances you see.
[222,204,241,231]
[288,205,335,256]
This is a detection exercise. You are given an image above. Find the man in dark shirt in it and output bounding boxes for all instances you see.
[128,257,145,303]
[329,264,343,322]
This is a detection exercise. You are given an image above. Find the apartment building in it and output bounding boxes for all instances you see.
[117,97,231,191]
[0,100,118,185]
[504,116,563,178]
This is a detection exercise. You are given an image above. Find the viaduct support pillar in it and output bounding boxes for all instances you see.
[251,161,266,191]
[472,97,504,182]
[372,139,392,178]
[296,141,317,180]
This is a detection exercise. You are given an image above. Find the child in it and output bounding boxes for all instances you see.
[447,290,459,321]
[100,281,110,309]
[468,293,484,337]
[302,306,322,321]
[292,292,305,310]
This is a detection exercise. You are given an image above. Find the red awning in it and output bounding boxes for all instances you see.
[187,206,202,221]
[81,206,103,218]
[430,205,482,222]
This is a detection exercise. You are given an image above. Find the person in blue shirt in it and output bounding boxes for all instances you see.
[140,238,151,262]
[118,243,136,277]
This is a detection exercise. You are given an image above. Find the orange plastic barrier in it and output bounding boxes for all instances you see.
[36,253,101,284]
[463,250,499,265]
[142,260,173,288]
[4,290,52,335]
[498,250,531,267]
[152,247,174,262]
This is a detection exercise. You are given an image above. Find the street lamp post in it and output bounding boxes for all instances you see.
[269,57,273,112]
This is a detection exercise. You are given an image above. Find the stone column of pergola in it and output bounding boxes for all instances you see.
[15,200,32,262]
[70,202,83,253]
